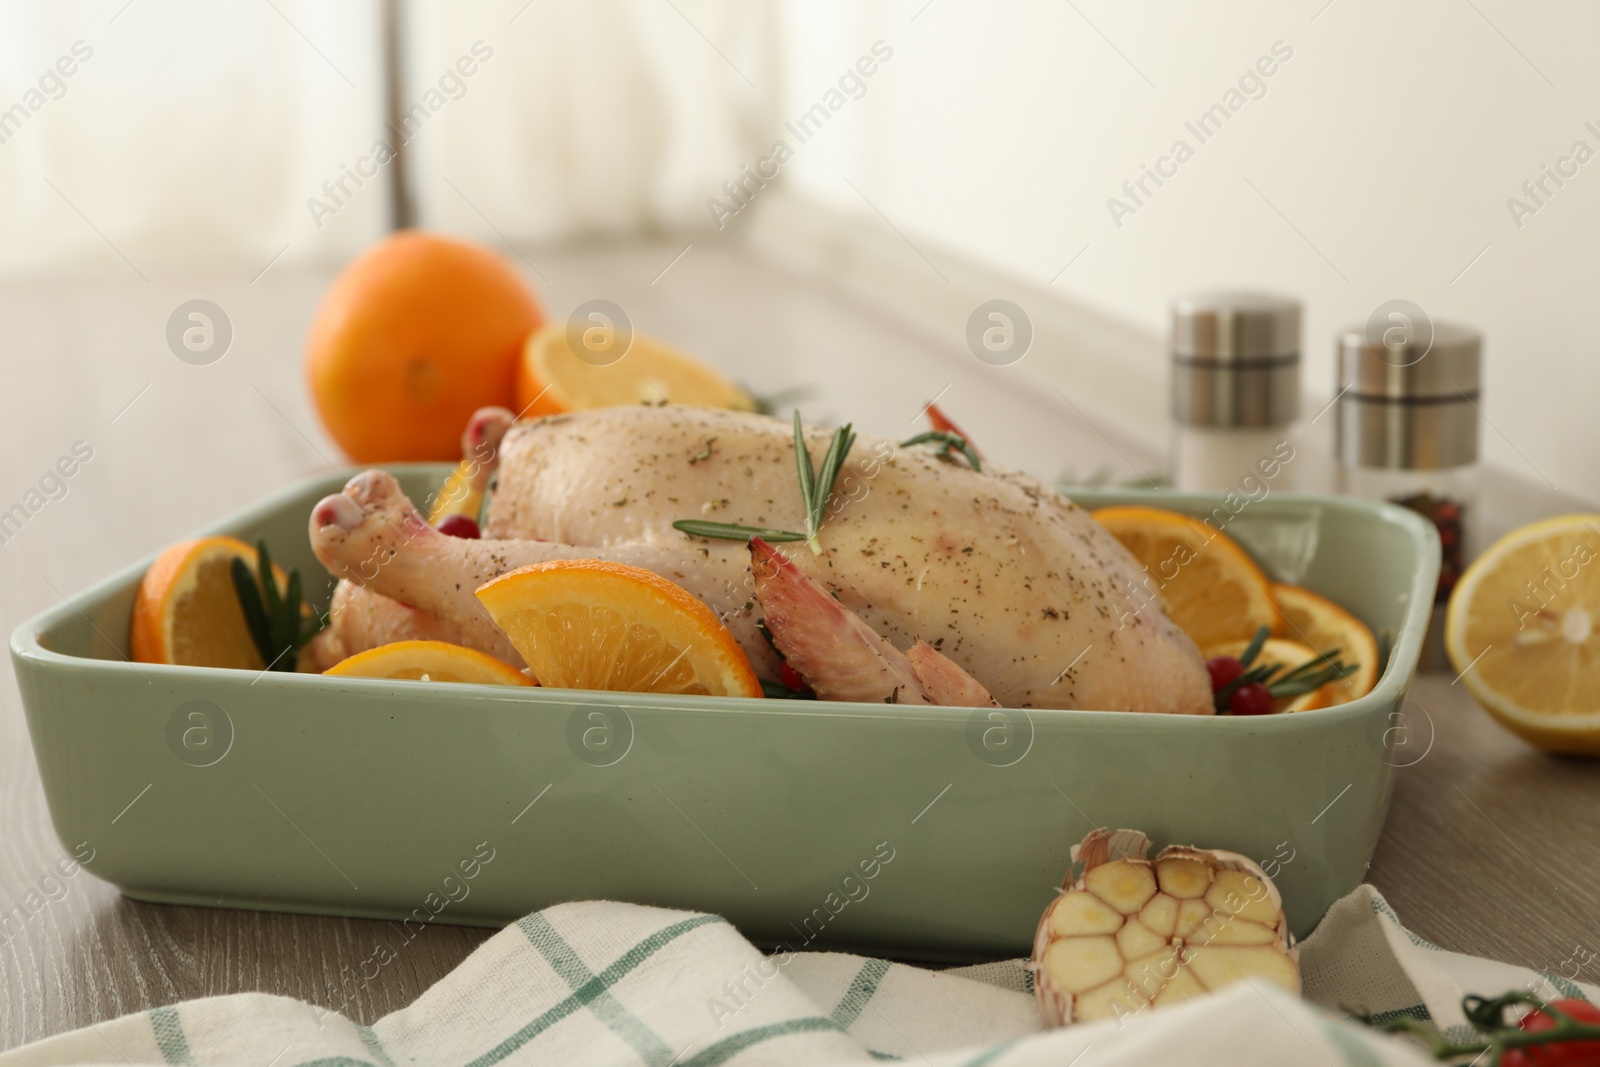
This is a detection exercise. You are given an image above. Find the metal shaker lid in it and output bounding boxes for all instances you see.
[1335,321,1482,470]
[1170,291,1300,427]
[1336,321,1482,400]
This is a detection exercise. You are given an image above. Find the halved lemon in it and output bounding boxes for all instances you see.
[1203,637,1333,712]
[131,536,282,669]
[324,640,530,686]
[515,323,755,418]
[475,559,762,697]
[1093,505,1281,648]
[425,461,483,525]
[1445,514,1600,755]
[1273,584,1379,706]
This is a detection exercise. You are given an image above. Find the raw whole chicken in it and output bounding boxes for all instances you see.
[307,406,1212,713]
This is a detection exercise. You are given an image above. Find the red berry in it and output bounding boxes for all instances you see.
[435,514,481,539]
[1229,682,1275,716]
[778,661,812,693]
[1206,656,1244,692]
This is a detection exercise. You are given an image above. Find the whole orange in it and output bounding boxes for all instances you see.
[306,230,543,462]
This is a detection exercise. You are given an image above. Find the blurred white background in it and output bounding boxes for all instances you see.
[1,0,1595,497]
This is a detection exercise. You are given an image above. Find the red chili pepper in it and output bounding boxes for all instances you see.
[778,661,812,694]
[927,403,982,459]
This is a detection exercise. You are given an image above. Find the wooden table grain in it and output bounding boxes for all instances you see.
[1,241,1596,1050]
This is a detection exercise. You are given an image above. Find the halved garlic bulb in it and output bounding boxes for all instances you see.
[1032,828,1299,1025]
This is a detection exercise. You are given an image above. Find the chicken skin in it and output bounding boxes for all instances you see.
[308,406,1212,712]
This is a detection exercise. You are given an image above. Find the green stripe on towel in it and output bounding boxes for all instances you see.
[356,1026,396,1067]
[832,959,892,1029]
[148,1007,195,1066]
[1364,1004,1431,1027]
[679,1016,842,1067]
[1541,970,1589,1001]
[518,912,676,1063]
[461,914,724,1067]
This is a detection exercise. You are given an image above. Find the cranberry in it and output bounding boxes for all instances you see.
[435,514,481,539]
[778,661,812,693]
[1228,682,1275,716]
[1206,656,1244,692]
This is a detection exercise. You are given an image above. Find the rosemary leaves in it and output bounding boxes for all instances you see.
[230,540,326,671]
[671,412,855,554]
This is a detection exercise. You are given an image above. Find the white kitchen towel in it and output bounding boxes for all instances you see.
[2,885,1595,1066]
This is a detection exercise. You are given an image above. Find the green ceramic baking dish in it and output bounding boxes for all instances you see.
[11,467,1438,961]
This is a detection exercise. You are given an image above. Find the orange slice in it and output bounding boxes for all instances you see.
[324,640,530,685]
[425,460,483,525]
[515,323,755,418]
[1445,515,1600,755]
[1203,637,1332,712]
[1272,584,1379,706]
[475,559,762,697]
[131,536,283,669]
[1092,505,1281,648]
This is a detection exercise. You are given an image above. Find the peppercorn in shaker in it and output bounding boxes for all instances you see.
[1169,292,1301,492]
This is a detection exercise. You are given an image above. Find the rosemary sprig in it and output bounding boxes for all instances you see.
[670,521,807,543]
[806,413,856,552]
[1238,625,1271,667]
[1214,625,1359,712]
[230,540,326,672]
[899,430,982,471]
[670,412,856,554]
[792,412,816,529]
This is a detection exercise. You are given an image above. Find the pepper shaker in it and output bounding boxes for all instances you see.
[1169,292,1301,492]
[1334,322,1482,668]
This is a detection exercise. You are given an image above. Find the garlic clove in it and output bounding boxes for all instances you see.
[1152,965,1207,1007]
[1124,946,1180,1000]
[1049,890,1126,937]
[1138,892,1180,937]
[1173,898,1215,939]
[1156,855,1212,899]
[1116,918,1169,960]
[1084,859,1159,914]
[1205,869,1280,926]
[1075,977,1148,1022]
[1042,935,1125,994]
[1187,917,1278,947]
[1182,945,1300,993]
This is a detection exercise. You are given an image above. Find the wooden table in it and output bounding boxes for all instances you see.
[2,240,1595,1049]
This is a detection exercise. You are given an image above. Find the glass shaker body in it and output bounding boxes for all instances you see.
[1334,463,1478,604]
[1333,321,1482,669]
[1169,292,1300,493]
[1172,426,1298,494]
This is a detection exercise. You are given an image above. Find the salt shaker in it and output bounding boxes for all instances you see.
[1334,322,1482,667]
[1169,292,1301,492]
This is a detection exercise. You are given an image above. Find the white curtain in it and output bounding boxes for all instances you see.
[405,0,780,241]
[0,0,779,278]
[0,1,388,278]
